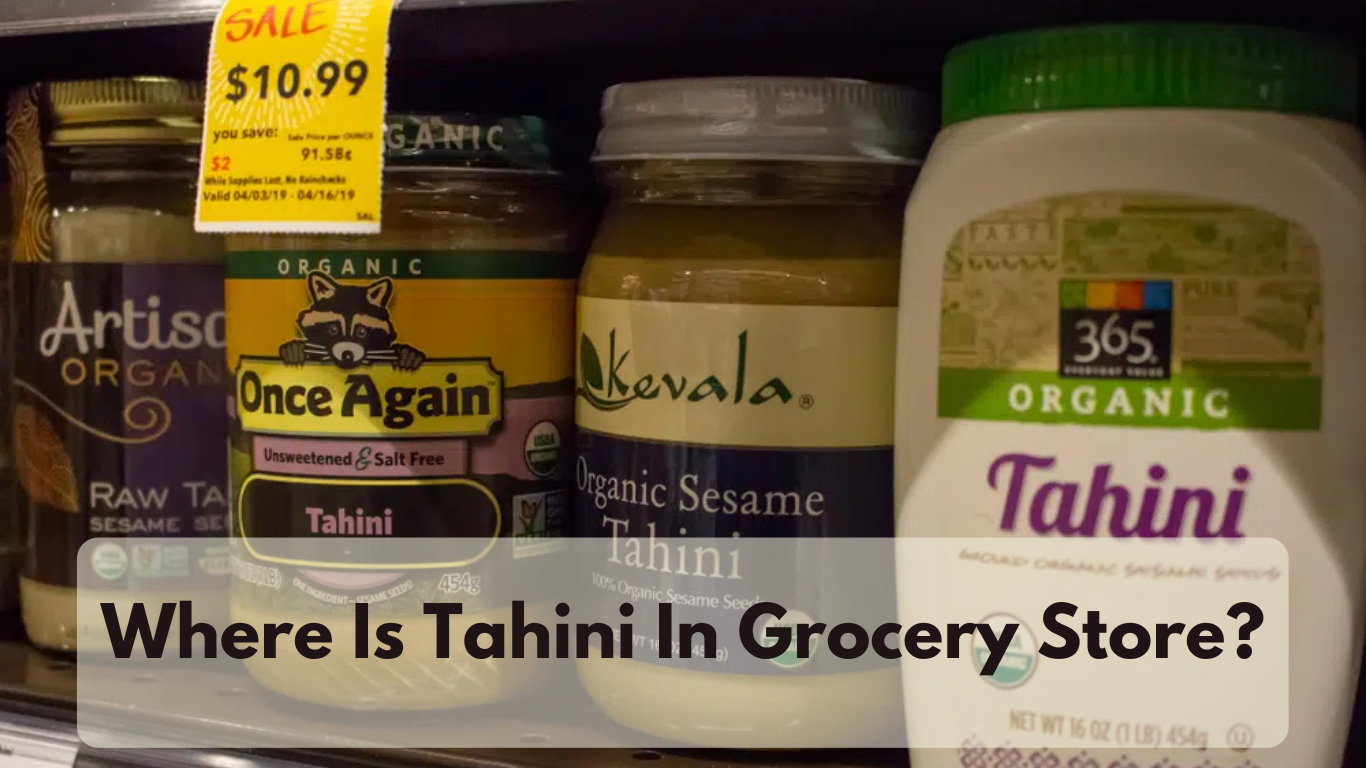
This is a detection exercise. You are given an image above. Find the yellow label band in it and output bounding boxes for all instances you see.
[225,271,576,389]
[236,357,504,437]
[196,0,398,233]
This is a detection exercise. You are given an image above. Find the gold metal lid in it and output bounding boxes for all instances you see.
[45,77,203,145]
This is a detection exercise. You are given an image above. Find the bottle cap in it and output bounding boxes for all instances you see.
[942,24,1358,126]
[42,77,204,145]
[595,77,931,164]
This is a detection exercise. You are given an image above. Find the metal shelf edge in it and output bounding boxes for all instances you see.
[0,0,569,38]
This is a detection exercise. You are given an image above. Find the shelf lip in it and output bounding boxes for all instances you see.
[0,0,565,38]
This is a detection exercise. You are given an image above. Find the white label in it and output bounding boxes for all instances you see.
[897,536,1289,750]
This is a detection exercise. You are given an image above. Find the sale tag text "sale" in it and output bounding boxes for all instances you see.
[195,0,397,234]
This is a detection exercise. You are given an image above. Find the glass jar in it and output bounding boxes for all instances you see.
[7,78,226,652]
[575,77,931,747]
[0,159,16,615]
[585,159,908,305]
[225,114,585,709]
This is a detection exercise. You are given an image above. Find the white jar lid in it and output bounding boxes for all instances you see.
[594,77,932,165]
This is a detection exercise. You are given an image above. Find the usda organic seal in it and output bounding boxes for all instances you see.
[91,542,128,581]
[523,421,561,478]
[973,612,1037,688]
[760,609,819,669]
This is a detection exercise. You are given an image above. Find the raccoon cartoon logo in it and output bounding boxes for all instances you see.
[279,271,426,371]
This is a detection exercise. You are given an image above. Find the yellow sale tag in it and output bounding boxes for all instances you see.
[195,0,398,233]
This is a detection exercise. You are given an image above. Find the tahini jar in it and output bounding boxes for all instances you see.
[0,160,18,614]
[225,113,582,708]
[577,77,930,747]
[896,24,1365,768]
[7,78,227,652]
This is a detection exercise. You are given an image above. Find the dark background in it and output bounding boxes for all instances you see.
[0,0,1357,762]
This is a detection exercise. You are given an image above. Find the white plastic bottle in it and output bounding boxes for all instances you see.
[896,24,1365,768]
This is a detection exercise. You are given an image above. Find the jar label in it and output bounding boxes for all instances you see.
[13,263,230,590]
[904,192,1331,760]
[936,192,1322,431]
[226,250,575,616]
[576,297,896,674]
[0,236,14,556]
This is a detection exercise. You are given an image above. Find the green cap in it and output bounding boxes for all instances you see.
[942,24,1358,126]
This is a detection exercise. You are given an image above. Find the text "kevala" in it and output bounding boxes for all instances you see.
[577,330,794,412]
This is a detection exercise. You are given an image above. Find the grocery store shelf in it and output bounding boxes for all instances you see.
[3,0,1366,96]
[9,640,635,750]
[0,638,905,768]
[6,0,1366,46]
[0,0,563,38]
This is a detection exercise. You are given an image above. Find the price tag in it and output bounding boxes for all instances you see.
[195,0,399,233]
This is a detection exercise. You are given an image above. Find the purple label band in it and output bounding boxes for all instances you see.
[244,394,571,479]
[468,394,572,481]
[253,437,468,478]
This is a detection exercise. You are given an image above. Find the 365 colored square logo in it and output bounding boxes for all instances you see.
[1058,280,1173,380]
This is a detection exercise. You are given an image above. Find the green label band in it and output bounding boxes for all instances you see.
[939,368,1321,431]
[227,250,580,280]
